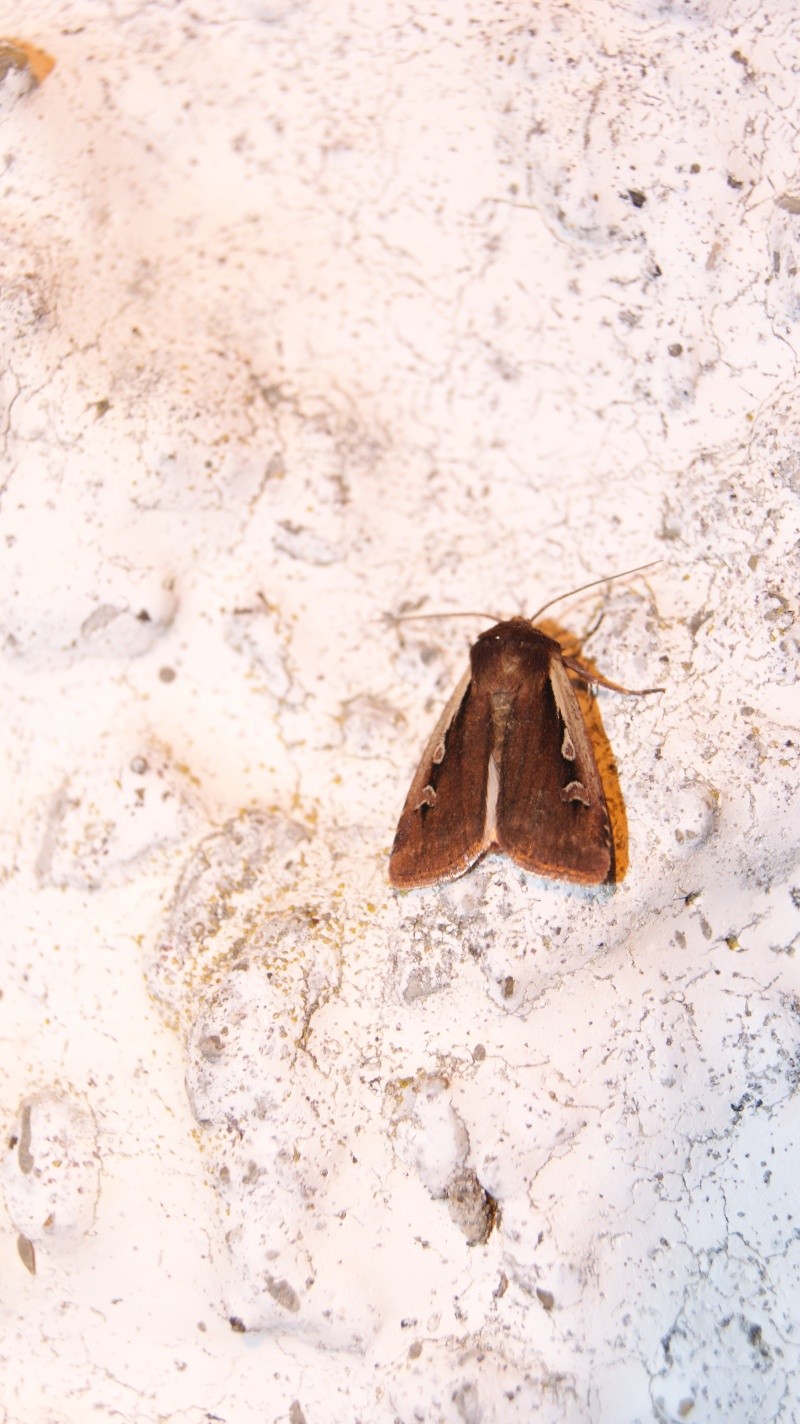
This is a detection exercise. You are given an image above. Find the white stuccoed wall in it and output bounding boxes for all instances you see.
[1,4,798,1422]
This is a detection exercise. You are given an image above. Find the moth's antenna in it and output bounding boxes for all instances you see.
[529,561,660,623]
[385,561,660,631]
[385,609,499,627]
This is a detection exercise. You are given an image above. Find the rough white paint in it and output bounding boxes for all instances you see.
[1,3,799,1422]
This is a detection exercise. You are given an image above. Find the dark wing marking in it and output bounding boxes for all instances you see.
[495,654,613,884]
[389,668,495,887]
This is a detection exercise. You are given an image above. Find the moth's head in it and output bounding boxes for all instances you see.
[472,618,560,679]
[474,616,553,646]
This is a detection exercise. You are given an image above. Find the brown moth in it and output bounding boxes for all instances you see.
[389,577,661,889]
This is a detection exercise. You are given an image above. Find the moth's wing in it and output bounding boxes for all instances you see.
[389,668,494,888]
[496,654,614,884]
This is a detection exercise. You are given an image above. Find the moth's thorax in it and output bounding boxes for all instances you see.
[470,621,559,762]
[471,619,559,688]
[488,687,514,753]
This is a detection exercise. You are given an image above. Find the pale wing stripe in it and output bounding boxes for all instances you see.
[483,755,500,844]
[548,657,607,807]
[400,666,472,812]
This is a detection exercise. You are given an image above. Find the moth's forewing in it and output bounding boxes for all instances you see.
[388,667,493,887]
[481,625,613,884]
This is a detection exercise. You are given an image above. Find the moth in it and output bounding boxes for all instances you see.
[389,574,662,889]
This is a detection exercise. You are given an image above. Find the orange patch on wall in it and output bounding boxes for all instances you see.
[0,38,56,85]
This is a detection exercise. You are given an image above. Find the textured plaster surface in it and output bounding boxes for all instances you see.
[1,3,799,1422]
